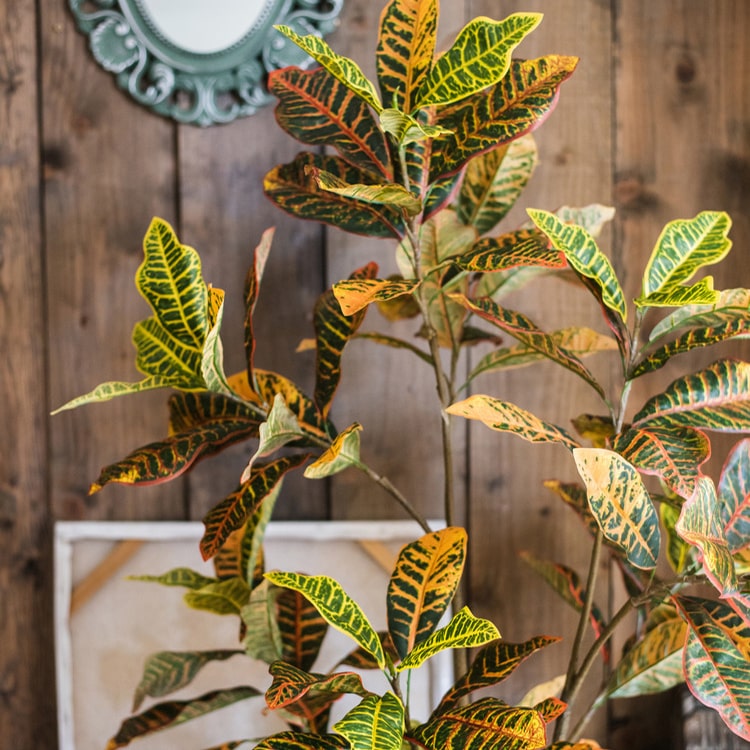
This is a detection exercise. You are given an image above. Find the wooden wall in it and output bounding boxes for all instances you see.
[2,1,748,747]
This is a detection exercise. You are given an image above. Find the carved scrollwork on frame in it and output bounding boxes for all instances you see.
[69,0,345,126]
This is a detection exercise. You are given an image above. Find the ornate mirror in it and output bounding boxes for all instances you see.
[69,0,344,126]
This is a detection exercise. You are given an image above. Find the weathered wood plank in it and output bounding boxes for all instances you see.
[42,0,185,522]
[0,4,56,746]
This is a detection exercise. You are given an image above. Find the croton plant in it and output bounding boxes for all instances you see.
[56,0,750,747]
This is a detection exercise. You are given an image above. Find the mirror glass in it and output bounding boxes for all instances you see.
[138,0,268,54]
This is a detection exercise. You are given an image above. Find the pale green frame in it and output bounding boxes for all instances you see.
[69,0,344,126]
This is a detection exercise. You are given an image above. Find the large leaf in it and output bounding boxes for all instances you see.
[276,589,330,672]
[411,698,546,750]
[167,389,264,434]
[457,135,538,234]
[605,618,686,699]
[573,448,660,570]
[254,733,347,750]
[265,572,385,668]
[675,477,737,597]
[243,228,273,390]
[376,0,437,111]
[414,14,542,108]
[528,209,626,323]
[455,229,564,274]
[200,455,309,560]
[631,359,750,433]
[333,693,404,750]
[638,212,732,307]
[387,527,467,659]
[132,650,243,711]
[264,152,405,238]
[275,26,382,112]
[315,262,377,417]
[396,606,499,671]
[447,395,579,450]
[430,55,578,180]
[106,687,260,749]
[454,295,604,397]
[438,636,560,711]
[611,425,710,500]
[675,595,750,741]
[718,438,750,552]
[269,67,391,177]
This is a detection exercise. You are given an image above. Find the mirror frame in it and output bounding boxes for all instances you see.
[69,0,345,126]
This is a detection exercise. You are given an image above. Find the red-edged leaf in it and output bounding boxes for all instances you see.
[167,389,264,433]
[456,229,564,273]
[333,277,418,316]
[535,697,566,724]
[718,438,750,552]
[244,229,274,391]
[254,733,347,749]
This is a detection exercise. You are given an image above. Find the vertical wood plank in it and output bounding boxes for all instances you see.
[0,4,56,746]
[178,111,328,521]
[42,0,185,522]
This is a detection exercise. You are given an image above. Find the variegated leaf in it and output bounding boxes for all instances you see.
[242,580,285,665]
[244,228,273,390]
[275,26,382,112]
[555,205,616,238]
[415,14,542,108]
[387,527,467,659]
[132,650,242,711]
[430,55,578,180]
[631,359,750,433]
[265,572,385,668]
[457,135,538,234]
[454,295,604,397]
[333,693,404,750]
[546,742,603,750]
[106,687,260,750]
[573,448,660,570]
[606,618,686,699]
[264,152,405,238]
[167,390,264,434]
[571,414,615,447]
[184,577,251,616]
[304,423,362,479]
[379,108,452,144]
[638,279,719,308]
[675,477,737,596]
[411,698,546,750]
[202,287,233,396]
[51,375,177,414]
[200,455,309,560]
[376,0,437,111]
[269,67,391,177]
[456,229,564,273]
[675,595,750,741]
[638,212,731,306]
[447,395,579,450]
[333,278,418,316]
[438,636,560,711]
[314,263,377,418]
[396,606,499,671]
[254,733,347,749]
[661,502,695,575]
[276,588,329,672]
[528,208,626,323]
[611,425,710,499]
[337,632,400,671]
[543,481,600,538]
[131,568,215,590]
[718,438,750,552]
[534,697,566,724]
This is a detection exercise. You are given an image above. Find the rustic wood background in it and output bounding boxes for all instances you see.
[2,1,749,747]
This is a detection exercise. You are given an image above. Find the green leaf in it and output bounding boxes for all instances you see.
[632,359,750,433]
[242,580,285,664]
[387,527,467,659]
[457,135,538,234]
[396,606,499,671]
[430,55,578,180]
[265,572,385,668]
[675,595,750,741]
[411,698,546,750]
[184,577,251,616]
[200,455,309,560]
[132,650,243,711]
[437,636,560,711]
[52,375,177,414]
[611,425,710,500]
[455,229,564,274]
[638,212,732,306]
[334,693,404,750]
[106,687,260,750]
[675,477,737,596]
[332,278,418,316]
[276,589,329,672]
[606,618,686,699]
[376,0,437,111]
[415,14,542,108]
[264,152,405,239]
[528,208,626,323]
[661,502,695,575]
[304,423,363,479]
[315,262,378,418]
[275,26,382,112]
[254,733,347,750]
[554,204,616,238]
[379,108,452,144]
[130,567,215,590]
[447,395,579,450]
[573,448,660,570]
[201,287,233,396]
[718,438,750,552]
[243,228,274,391]
[269,67,391,177]
[453,295,605,397]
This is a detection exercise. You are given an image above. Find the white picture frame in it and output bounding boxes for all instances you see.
[55,520,452,750]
